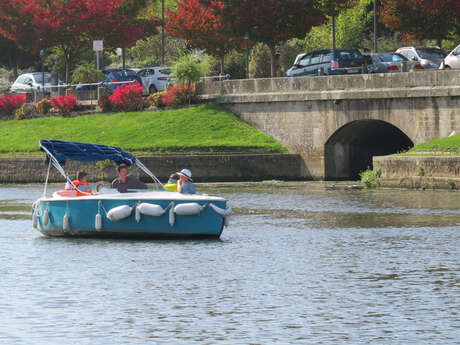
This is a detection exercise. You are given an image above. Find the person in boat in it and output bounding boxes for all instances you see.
[177,168,196,194]
[72,171,103,196]
[164,173,179,192]
[111,163,147,193]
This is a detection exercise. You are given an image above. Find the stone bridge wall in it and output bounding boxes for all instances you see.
[199,70,460,179]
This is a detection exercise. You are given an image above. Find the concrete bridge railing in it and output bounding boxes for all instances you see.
[199,70,460,180]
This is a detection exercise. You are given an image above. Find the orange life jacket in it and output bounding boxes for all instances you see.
[72,180,92,197]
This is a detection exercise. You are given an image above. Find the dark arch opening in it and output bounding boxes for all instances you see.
[324,120,414,180]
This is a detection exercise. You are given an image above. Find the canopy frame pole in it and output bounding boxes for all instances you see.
[43,158,52,198]
[40,144,76,190]
[135,159,165,190]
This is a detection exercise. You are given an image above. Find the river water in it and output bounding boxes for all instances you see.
[0,183,458,345]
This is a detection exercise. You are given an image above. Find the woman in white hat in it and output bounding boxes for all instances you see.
[177,168,196,194]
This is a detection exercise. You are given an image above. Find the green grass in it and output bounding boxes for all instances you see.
[399,133,460,155]
[0,104,287,155]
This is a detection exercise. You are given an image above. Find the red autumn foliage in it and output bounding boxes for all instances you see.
[109,83,145,111]
[161,82,196,106]
[167,0,242,72]
[0,0,156,83]
[0,93,27,117]
[199,0,326,76]
[50,94,78,114]
[379,0,460,42]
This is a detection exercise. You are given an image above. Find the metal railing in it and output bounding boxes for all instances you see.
[21,80,137,105]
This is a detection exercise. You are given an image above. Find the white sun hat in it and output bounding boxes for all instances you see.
[177,168,193,181]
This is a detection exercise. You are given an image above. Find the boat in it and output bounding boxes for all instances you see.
[32,140,231,238]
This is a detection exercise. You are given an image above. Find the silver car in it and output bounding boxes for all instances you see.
[440,44,460,69]
[395,47,446,69]
[365,52,422,73]
[10,72,56,95]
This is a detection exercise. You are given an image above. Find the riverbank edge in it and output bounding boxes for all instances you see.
[0,153,306,183]
[373,155,460,190]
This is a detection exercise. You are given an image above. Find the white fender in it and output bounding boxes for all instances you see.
[209,203,232,217]
[32,211,38,229]
[43,208,49,226]
[95,213,102,230]
[169,204,175,227]
[63,214,69,231]
[137,203,166,217]
[209,203,232,227]
[107,205,133,221]
[174,203,205,216]
[135,206,141,223]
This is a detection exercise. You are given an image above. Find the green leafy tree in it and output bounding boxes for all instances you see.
[304,0,372,52]
[170,54,209,84]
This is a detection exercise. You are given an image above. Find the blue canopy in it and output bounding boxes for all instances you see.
[40,140,137,166]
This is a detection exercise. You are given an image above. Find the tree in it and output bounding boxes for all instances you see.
[303,0,372,52]
[201,0,326,77]
[0,36,38,78]
[317,0,357,50]
[166,0,241,74]
[0,0,155,83]
[379,0,460,45]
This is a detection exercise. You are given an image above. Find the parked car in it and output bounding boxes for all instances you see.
[364,52,422,73]
[133,67,171,95]
[395,47,446,69]
[10,72,60,95]
[440,43,460,69]
[76,69,142,91]
[286,49,364,77]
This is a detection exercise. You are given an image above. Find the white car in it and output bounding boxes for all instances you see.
[440,44,460,69]
[10,72,58,95]
[134,67,171,95]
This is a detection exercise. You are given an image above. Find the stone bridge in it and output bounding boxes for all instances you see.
[199,70,460,180]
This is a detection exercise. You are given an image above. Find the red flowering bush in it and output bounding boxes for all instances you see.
[0,94,27,117]
[109,83,145,111]
[161,82,196,106]
[50,94,78,115]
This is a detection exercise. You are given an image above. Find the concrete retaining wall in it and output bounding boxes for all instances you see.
[0,153,304,183]
[373,155,460,179]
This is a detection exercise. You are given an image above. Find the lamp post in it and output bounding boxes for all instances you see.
[373,0,377,53]
[161,0,165,65]
[244,32,249,79]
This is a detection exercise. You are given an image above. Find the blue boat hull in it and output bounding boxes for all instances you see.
[33,195,228,239]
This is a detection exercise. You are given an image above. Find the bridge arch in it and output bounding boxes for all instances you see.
[324,120,414,180]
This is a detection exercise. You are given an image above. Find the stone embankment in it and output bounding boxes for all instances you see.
[0,153,305,184]
[374,155,460,189]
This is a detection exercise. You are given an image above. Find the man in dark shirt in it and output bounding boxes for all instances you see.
[111,164,147,193]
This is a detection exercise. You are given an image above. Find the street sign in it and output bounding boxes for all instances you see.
[116,48,123,56]
[40,49,45,56]
[93,40,103,52]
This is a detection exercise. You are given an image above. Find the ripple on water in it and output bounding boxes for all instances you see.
[0,183,458,345]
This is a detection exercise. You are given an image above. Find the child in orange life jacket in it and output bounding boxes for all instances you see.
[72,171,103,196]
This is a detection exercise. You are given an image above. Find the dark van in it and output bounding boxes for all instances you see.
[286,49,364,77]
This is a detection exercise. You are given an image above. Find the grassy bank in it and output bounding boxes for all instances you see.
[399,133,460,155]
[0,104,287,155]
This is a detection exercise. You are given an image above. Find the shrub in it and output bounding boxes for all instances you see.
[50,94,78,115]
[170,54,208,84]
[0,94,27,117]
[71,63,105,84]
[147,91,166,108]
[14,103,37,120]
[98,93,113,112]
[109,83,145,111]
[249,43,271,78]
[36,98,53,114]
[360,168,382,188]
[161,82,196,106]
[208,50,246,79]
